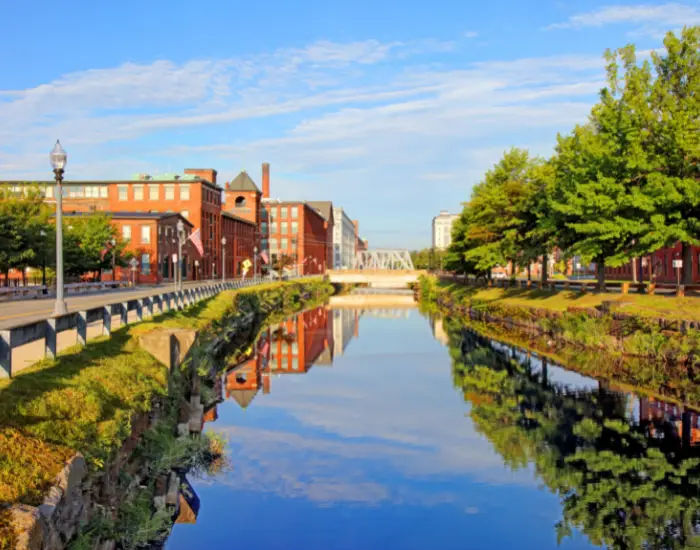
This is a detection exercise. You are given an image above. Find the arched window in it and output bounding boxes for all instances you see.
[235,196,246,208]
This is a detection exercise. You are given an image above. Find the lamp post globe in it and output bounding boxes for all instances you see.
[221,237,227,282]
[50,140,68,316]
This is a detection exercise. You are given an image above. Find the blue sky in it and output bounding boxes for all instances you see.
[1,1,698,248]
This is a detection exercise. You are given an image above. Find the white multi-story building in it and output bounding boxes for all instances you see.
[332,207,357,269]
[432,210,459,250]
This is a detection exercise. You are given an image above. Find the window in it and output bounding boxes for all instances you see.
[270,239,278,251]
[261,222,268,235]
[181,210,189,219]
[291,206,298,219]
[270,222,278,234]
[280,206,288,218]
[234,195,246,208]
[291,221,298,234]
[281,238,288,250]
[164,185,175,200]
[180,184,190,201]
[261,238,268,249]
[133,184,144,200]
[141,225,151,244]
[141,254,151,275]
[122,225,131,241]
[100,186,108,198]
[281,222,288,234]
[149,184,159,200]
[45,186,54,198]
[118,185,128,201]
[269,208,276,221]
[85,185,99,198]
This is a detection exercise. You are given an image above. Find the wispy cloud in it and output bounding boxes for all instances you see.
[546,3,700,37]
[0,37,606,246]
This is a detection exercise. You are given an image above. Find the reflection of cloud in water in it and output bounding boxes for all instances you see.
[208,310,538,510]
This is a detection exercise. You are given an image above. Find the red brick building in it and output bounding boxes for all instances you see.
[3,168,256,281]
[307,201,335,269]
[64,211,194,284]
[605,243,700,284]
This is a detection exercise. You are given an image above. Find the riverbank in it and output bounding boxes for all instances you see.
[419,274,700,404]
[0,278,333,549]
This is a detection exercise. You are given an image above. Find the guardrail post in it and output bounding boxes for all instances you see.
[45,318,57,359]
[0,330,11,378]
[103,306,111,336]
[77,311,87,347]
[135,299,143,322]
[164,293,171,311]
[121,302,129,326]
[153,295,162,315]
[144,297,153,318]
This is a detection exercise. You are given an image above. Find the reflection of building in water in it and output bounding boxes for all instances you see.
[332,308,359,357]
[361,308,410,319]
[430,317,449,346]
[269,306,333,373]
[223,306,342,409]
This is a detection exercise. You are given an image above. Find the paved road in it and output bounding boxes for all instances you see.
[0,281,209,330]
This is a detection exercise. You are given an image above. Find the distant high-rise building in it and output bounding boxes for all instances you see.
[331,207,356,269]
[432,210,459,250]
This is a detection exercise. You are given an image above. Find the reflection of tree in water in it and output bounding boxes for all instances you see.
[445,320,700,549]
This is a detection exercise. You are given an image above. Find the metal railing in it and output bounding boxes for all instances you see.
[0,280,131,302]
[0,275,312,378]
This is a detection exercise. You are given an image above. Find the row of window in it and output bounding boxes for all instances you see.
[117,183,191,201]
[262,206,299,221]
[43,185,109,199]
[263,237,298,251]
[261,221,299,235]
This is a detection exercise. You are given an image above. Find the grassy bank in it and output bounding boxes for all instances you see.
[420,275,700,364]
[0,278,332,547]
[428,279,700,322]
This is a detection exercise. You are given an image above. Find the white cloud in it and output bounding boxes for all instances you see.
[0,39,606,247]
[546,3,700,37]
[463,30,479,38]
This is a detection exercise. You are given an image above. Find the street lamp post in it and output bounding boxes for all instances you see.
[221,236,227,282]
[50,141,68,316]
[176,220,185,291]
[254,246,258,279]
[110,238,116,281]
[39,229,47,288]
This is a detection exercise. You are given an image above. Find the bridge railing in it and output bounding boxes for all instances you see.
[0,275,314,379]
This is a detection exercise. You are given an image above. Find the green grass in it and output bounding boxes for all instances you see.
[437,281,700,322]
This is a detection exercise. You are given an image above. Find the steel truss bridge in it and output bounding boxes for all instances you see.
[351,249,414,270]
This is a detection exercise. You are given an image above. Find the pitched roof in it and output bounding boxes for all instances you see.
[222,211,256,226]
[228,171,260,193]
[306,201,334,222]
[228,389,259,409]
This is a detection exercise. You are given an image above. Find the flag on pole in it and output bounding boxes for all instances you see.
[259,250,269,264]
[187,228,204,256]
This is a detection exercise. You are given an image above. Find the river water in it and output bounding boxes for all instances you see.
[164,303,700,550]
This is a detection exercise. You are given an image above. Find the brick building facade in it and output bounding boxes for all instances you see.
[64,211,194,284]
[605,243,700,284]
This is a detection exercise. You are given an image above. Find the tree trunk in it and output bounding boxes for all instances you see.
[541,252,548,284]
[527,263,531,281]
[682,241,693,285]
[632,257,637,283]
[596,259,606,292]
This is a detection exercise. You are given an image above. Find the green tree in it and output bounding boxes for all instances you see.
[551,43,656,290]
[448,149,535,278]
[63,214,123,278]
[644,27,700,284]
[0,186,52,285]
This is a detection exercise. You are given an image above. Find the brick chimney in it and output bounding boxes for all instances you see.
[352,219,359,236]
[184,168,217,185]
[262,162,270,199]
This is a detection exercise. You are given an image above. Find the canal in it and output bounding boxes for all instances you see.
[164,303,700,550]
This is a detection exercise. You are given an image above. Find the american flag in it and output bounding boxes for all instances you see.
[187,228,204,256]
[259,250,269,264]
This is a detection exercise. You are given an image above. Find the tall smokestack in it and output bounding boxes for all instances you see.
[262,162,270,198]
